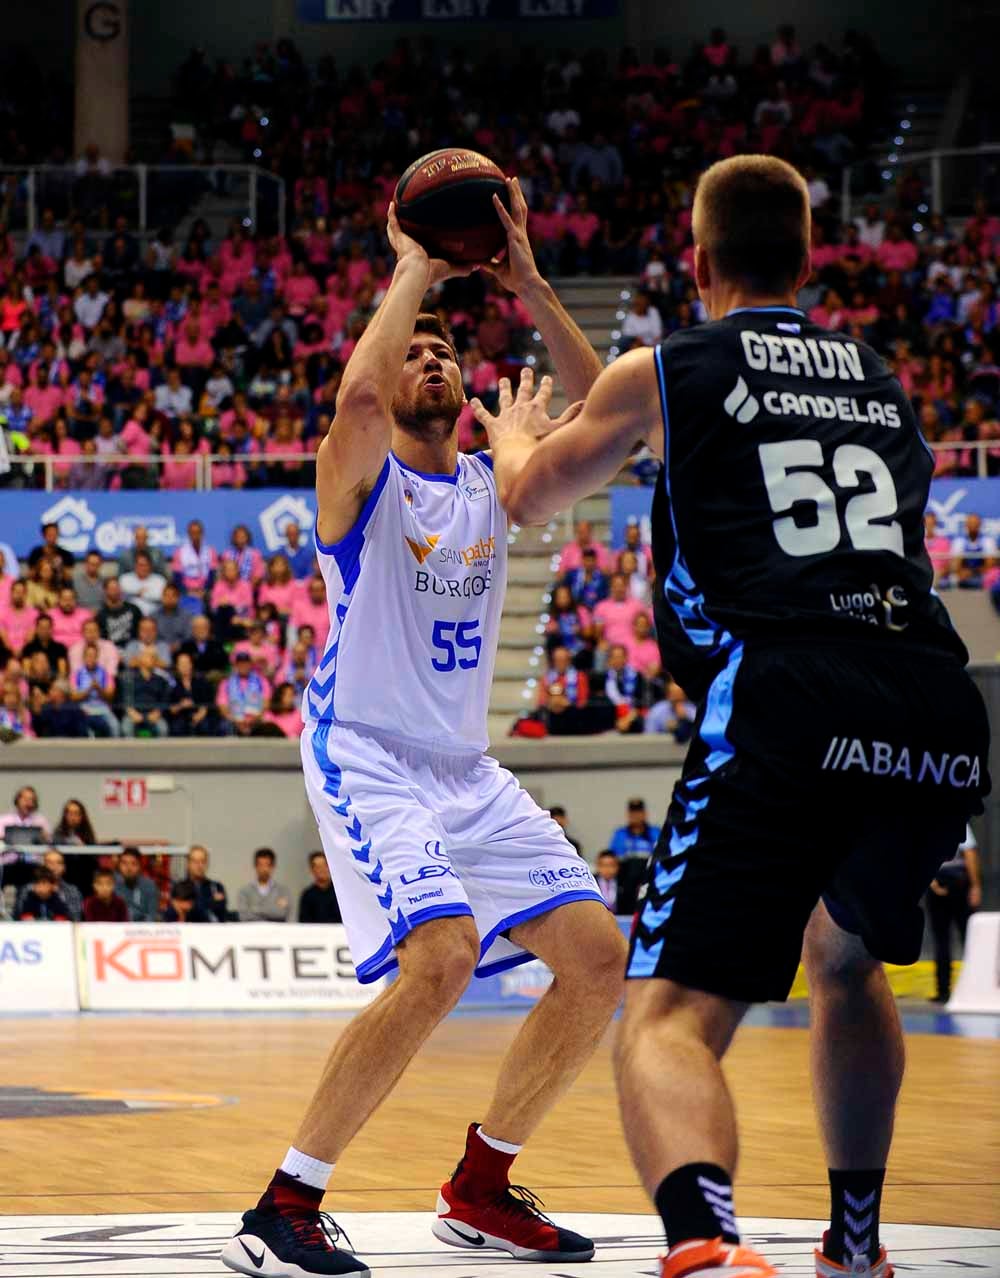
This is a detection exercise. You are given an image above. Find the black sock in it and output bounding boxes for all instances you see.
[826,1168,885,1263]
[654,1163,739,1248]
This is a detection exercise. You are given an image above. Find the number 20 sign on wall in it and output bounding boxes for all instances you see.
[102,777,148,811]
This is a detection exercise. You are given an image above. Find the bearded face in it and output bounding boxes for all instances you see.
[392,333,464,440]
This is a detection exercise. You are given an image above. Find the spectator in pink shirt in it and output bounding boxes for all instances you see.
[625,612,663,679]
[345,242,373,293]
[565,194,602,271]
[263,682,304,738]
[258,554,298,618]
[23,367,65,429]
[0,555,13,611]
[210,557,255,640]
[924,512,953,586]
[46,418,82,486]
[211,440,247,489]
[50,586,91,648]
[0,580,38,655]
[876,225,919,274]
[120,402,154,455]
[174,320,215,370]
[161,437,200,490]
[243,623,282,681]
[461,344,499,405]
[559,520,614,575]
[69,617,119,677]
[283,261,320,316]
[593,573,648,653]
[290,575,330,650]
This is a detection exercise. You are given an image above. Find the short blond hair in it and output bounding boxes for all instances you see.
[693,155,811,294]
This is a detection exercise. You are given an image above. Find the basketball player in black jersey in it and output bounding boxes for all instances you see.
[472,156,989,1278]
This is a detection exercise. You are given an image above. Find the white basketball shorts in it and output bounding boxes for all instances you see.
[302,719,606,983]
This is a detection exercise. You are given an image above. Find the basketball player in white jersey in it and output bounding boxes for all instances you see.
[222,180,627,1278]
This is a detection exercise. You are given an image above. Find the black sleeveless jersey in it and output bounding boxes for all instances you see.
[650,306,965,701]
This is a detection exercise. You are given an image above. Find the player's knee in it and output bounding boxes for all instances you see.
[804,904,881,989]
[397,919,479,1007]
[565,924,627,1008]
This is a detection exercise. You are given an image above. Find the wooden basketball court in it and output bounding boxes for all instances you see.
[2,1009,997,1236]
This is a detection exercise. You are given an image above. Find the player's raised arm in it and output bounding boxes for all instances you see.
[471,351,661,526]
[315,205,468,544]
[489,178,603,402]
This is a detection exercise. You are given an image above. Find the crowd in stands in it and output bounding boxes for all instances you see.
[0,23,890,484]
[1,787,657,924]
[516,517,693,740]
[0,519,327,739]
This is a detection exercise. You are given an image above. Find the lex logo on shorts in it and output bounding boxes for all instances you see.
[529,865,594,894]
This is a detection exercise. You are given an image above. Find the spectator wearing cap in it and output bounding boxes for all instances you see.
[558,519,613,576]
[17,865,71,921]
[120,551,167,617]
[218,649,270,734]
[114,847,160,923]
[83,866,129,922]
[163,878,216,922]
[238,848,291,922]
[298,851,342,924]
[609,798,661,858]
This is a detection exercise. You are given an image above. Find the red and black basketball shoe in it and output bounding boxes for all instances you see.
[221,1205,369,1276]
[433,1178,595,1262]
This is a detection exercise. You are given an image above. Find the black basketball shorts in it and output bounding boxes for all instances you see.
[626,638,990,1002]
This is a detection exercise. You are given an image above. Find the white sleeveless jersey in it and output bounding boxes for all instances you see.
[304,451,507,753]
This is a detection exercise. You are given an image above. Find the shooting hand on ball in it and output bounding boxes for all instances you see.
[387,202,473,287]
[487,177,540,295]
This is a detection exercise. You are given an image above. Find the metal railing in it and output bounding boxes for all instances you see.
[0,164,286,241]
[841,144,1000,224]
[1,441,996,493]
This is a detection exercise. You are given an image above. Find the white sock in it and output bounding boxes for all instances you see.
[477,1127,523,1156]
[280,1146,335,1191]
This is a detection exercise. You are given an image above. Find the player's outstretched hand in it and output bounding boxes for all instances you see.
[386,202,474,286]
[486,177,541,295]
[471,367,580,449]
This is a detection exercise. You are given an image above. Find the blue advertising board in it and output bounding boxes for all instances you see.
[609,479,1000,550]
[297,0,618,20]
[0,490,316,573]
